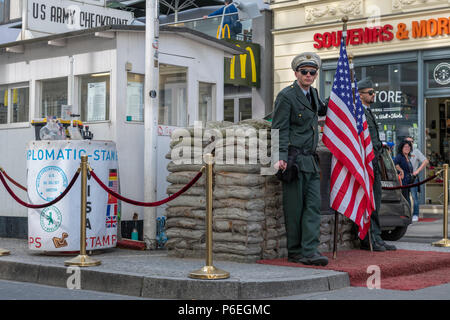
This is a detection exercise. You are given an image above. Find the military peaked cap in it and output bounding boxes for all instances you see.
[291,52,321,71]
[357,77,374,90]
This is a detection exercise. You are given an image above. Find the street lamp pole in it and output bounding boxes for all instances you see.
[143,0,160,249]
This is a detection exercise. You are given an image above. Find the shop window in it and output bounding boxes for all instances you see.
[224,99,234,122]
[0,84,29,125]
[199,82,215,125]
[323,62,418,156]
[426,59,450,89]
[79,73,110,122]
[126,73,144,122]
[40,77,68,118]
[223,96,252,123]
[159,64,187,127]
[239,98,252,121]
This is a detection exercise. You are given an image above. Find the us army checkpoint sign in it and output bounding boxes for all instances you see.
[27,140,119,251]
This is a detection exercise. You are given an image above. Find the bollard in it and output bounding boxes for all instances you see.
[189,153,230,280]
[65,156,101,266]
[432,164,450,247]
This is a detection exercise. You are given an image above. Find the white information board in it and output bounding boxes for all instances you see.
[87,82,106,121]
[27,0,133,34]
[27,140,119,251]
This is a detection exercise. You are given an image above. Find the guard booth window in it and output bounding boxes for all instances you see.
[1,84,29,125]
[126,73,144,122]
[199,82,215,125]
[158,64,188,127]
[79,73,110,122]
[40,77,68,118]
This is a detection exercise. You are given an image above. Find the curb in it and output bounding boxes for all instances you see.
[0,259,350,299]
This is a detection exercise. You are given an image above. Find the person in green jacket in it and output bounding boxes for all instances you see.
[357,78,396,252]
[271,52,328,266]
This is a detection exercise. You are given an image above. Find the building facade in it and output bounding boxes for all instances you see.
[272,0,450,205]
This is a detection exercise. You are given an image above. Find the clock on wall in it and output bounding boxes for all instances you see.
[433,62,450,86]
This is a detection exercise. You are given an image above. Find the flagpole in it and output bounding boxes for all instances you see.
[332,16,351,260]
[343,17,374,253]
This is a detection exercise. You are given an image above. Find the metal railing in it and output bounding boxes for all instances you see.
[160,14,253,42]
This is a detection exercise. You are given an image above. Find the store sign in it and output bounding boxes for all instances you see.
[27,0,133,34]
[314,16,450,49]
[372,90,405,120]
[224,39,260,88]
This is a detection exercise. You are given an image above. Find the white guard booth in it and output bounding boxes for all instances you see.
[27,140,119,251]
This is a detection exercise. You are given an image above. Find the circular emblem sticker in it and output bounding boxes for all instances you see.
[433,62,450,86]
[36,166,68,201]
[40,206,62,233]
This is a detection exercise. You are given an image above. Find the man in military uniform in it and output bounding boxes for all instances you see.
[272,52,328,266]
[357,78,396,251]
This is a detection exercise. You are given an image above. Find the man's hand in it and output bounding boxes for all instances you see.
[202,15,208,19]
[275,160,287,171]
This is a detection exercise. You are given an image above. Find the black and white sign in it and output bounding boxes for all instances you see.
[27,0,133,34]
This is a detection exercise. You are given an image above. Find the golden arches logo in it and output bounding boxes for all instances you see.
[216,24,231,39]
[229,45,257,84]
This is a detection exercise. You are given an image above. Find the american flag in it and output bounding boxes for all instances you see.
[322,34,375,240]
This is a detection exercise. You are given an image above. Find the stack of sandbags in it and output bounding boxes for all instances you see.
[318,214,358,252]
[164,122,230,259]
[165,120,287,263]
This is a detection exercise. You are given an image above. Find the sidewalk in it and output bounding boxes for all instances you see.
[0,237,348,299]
[0,218,449,299]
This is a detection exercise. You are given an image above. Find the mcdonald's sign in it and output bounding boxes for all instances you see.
[224,39,260,88]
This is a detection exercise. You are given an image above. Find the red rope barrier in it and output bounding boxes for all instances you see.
[0,169,80,209]
[382,174,439,190]
[89,167,204,207]
[0,168,27,192]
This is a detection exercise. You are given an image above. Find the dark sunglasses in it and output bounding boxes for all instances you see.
[360,89,375,95]
[298,69,317,76]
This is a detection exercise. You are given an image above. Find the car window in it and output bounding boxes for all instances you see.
[380,148,398,182]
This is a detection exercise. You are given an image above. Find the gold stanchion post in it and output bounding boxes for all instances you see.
[65,156,101,266]
[432,163,450,247]
[189,153,229,280]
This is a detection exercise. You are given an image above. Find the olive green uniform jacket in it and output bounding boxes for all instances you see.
[271,81,327,257]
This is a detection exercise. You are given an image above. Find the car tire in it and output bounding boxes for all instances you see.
[381,226,408,241]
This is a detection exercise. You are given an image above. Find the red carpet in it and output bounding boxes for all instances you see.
[419,218,438,222]
[257,249,450,290]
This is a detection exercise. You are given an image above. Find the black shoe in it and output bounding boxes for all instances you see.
[299,252,329,266]
[288,254,303,263]
[360,242,386,252]
[378,241,396,251]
